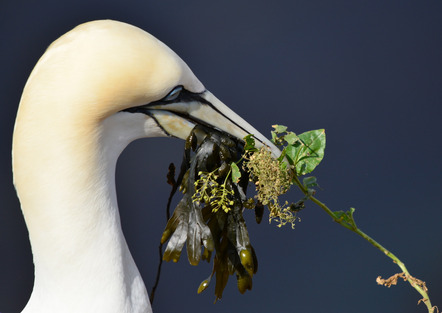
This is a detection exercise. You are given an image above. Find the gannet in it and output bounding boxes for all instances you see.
[12,20,279,313]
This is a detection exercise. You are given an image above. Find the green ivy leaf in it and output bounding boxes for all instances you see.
[272,125,287,133]
[282,144,297,165]
[334,208,357,229]
[284,129,326,176]
[271,131,278,144]
[303,176,318,189]
[284,132,299,145]
[231,162,241,183]
[244,134,258,152]
[334,210,346,220]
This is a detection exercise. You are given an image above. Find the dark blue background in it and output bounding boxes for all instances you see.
[1,1,441,312]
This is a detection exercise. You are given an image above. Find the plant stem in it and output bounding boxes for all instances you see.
[292,175,435,313]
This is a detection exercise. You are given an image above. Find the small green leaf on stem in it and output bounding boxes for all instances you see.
[284,132,299,145]
[334,208,357,230]
[231,162,241,183]
[303,176,318,189]
[272,125,287,133]
[271,125,289,146]
[244,134,258,152]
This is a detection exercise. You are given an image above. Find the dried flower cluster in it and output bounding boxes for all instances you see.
[245,147,300,228]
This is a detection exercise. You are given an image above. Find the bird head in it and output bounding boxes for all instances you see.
[15,20,280,174]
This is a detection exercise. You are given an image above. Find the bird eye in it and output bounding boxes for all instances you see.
[163,86,183,102]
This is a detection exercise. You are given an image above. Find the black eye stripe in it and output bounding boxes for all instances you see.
[122,86,206,114]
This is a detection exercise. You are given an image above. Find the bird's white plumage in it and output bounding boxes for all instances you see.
[13,20,279,313]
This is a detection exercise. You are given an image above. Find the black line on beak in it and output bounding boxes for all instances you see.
[122,87,261,145]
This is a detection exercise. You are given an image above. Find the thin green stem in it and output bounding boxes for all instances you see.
[292,175,435,313]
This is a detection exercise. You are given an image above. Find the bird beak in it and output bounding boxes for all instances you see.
[145,90,281,158]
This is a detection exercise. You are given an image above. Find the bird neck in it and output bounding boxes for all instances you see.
[12,113,151,312]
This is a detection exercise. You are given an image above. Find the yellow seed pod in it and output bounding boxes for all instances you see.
[160,229,171,244]
[239,250,254,277]
[202,247,212,262]
[197,279,210,294]
[237,273,252,294]
[204,236,215,252]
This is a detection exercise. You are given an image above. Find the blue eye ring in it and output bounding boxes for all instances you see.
[163,86,183,102]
